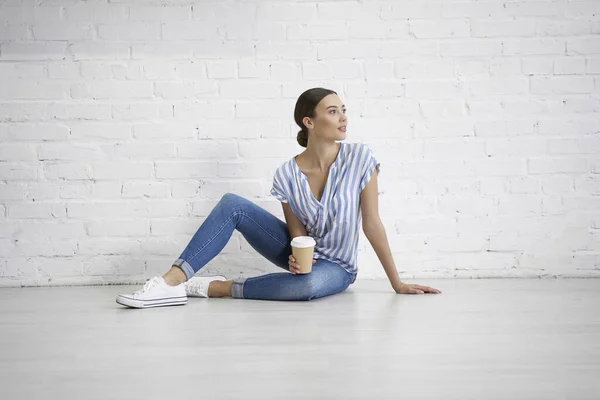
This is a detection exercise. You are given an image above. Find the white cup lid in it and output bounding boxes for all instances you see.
[291,236,316,248]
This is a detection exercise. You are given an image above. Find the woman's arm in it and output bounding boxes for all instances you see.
[281,202,307,239]
[360,169,404,289]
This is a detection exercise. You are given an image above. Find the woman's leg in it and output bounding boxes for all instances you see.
[168,192,293,282]
[234,258,354,301]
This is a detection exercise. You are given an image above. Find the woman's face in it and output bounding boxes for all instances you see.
[304,94,347,142]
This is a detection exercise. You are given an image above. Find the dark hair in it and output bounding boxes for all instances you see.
[294,87,337,148]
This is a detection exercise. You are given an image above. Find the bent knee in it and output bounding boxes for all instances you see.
[296,278,347,301]
[219,192,250,211]
[221,192,242,202]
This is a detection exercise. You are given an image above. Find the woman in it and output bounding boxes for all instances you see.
[116,88,441,308]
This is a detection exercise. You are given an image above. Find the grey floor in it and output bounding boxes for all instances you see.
[0,278,598,400]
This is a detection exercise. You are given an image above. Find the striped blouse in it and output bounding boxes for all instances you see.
[270,141,381,276]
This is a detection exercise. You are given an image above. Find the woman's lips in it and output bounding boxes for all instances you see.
[338,126,346,132]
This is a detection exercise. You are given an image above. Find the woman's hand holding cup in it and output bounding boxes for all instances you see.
[289,254,316,275]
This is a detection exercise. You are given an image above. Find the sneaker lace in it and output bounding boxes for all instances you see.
[133,277,161,298]
[187,280,206,296]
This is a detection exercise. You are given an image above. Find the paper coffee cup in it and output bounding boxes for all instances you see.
[291,236,316,274]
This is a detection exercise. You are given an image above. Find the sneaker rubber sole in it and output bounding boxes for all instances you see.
[116,294,187,309]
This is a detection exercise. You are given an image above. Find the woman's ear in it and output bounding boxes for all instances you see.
[302,116,313,130]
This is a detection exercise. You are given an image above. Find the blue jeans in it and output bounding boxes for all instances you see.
[172,193,356,301]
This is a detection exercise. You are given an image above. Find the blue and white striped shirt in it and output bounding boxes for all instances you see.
[270,141,380,276]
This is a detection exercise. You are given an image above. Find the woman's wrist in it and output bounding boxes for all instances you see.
[392,280,404,289]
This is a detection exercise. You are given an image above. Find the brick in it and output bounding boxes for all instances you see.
[153,81,217,99]
[405,80,464,99]
[441,2,505,18]
[587,57,600,74]
[162,21,219,40]
[0,163,38,180]
[51,103,112,120]
[238,59,269,79]
[348,21,408,40]
[0,23,33,40]
[173,102,234,120]
[33,23,93,40]
[90,162,153,180]
[537,117,600,136]
[64,3,128,22]
[319,2,381,20]
[410,19,470,38]
[206,60,237,79]
[567,38,600,55]
[71,82,154,99]
[176,140,238,159]
[193,40,254,58]
[528,158,588,174]
[553,57,586,75]
[219,81,280,99]
[270,62,302,81]
[382,3,442,19]
[69,43,130,60]
[566,1,600,17]
[197,120,261,139]
[69,123,132,140]
[133,122,196,140]
[0,63,46,80]
[287,23,347,40]
[98,22,160,40]
[302,62,332,80]
[537,21,591,36]
[257,3,317,22]
[317,42,378,59]
[131,42,193,59]
[0,81,67,100]
[8,124,69,141]
[129,5,191,21]
[503,38,565,56]
[531,76,594,94]
[0,143,36,161]
[256,42,316,60]
[114,142,176,159]
[503,2,566,17]
[471,19,536,38]
[155,161,218,179]
[48,62,81,79]
[1,42,67,61]
[439,40,502,57]
[43,163,93,180]
[111,103,173,120]
[468,78,529,96]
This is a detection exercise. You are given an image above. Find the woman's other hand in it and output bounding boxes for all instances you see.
[394,282,441,295]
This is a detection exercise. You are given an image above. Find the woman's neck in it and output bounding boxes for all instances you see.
[300,141,341,172]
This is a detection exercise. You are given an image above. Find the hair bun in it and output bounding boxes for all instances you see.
[297,129,308,148]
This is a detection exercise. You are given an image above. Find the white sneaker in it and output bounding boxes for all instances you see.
[116,276,187,309]
[185,275,227,298]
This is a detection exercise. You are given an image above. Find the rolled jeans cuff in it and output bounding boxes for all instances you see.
[231,277,247,299]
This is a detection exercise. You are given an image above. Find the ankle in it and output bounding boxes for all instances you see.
[163,266,186,286]
[208,280,233,298]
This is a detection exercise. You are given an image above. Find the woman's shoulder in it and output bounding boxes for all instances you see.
[342,142,372,160]
[343,141,370,151]
[273,157,295,179]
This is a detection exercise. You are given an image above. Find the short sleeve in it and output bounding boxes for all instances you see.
[359,145,381,192]
[270,167,289,203]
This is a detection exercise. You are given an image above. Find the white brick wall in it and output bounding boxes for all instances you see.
[1,0,599,287]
